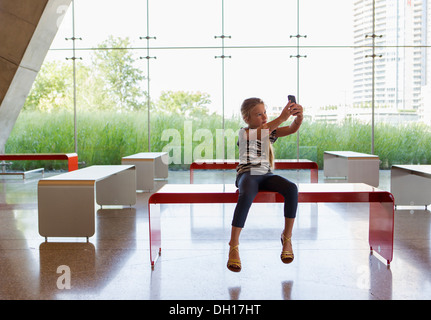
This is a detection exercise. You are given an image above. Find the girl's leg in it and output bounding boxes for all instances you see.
[259,174,298,220]
[231,172,261,228]
[260,174,298,258]
[229,226,242,247]
[283,218,295,253]
[228,226,242,263]
[228,172,261,270]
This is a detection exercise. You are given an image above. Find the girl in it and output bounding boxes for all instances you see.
[227,97,303,272]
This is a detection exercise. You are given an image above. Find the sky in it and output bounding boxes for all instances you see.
[49,0,354,117]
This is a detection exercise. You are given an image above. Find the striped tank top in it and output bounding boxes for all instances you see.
[236,127,278,176]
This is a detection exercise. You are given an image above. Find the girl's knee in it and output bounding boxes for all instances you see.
[281,179,298,196]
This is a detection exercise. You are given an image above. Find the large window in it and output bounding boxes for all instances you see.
[13,0,431,170]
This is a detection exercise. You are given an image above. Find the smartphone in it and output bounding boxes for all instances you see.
[288,95,296,104]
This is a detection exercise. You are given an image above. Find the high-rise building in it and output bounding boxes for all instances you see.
[353,0,430,118]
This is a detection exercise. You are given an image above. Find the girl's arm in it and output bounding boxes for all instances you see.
[246,102,295,139]
[275,104,303,138]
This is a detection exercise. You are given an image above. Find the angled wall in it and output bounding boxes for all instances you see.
[0,0,71,153]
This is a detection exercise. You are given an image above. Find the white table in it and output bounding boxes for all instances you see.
[391,164,431,207]
[121,152,168,191]
[324,151,380,187]
[38,165,136,239]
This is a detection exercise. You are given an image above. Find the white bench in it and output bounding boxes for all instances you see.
[324,151,380,187]
[391,164,431,208]
[38,165,136,239]
[121,152,168,191]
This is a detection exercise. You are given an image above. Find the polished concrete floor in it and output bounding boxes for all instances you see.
[1,168,431,300]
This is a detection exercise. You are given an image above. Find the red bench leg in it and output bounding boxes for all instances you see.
[149,203,162,267]
[310,168,318,183]
[368,201,394,265]
[68,155,79,171]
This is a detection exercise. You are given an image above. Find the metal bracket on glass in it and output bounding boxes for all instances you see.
[289,34,307,59]
[215,55,231,59]
[365,54,382,58]
[65,37,82,41]
[214,35,231,39]
[290,34,307,39]
[140,36,157,40]
[365,34,383,39]
[139,35,157,59]
[214,34,231,59]
[290,54,307,59]
[65,36,82,61]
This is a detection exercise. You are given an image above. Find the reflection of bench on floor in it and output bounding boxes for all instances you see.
[0,153,79,178]
[324,151,380,187]
[147,183,394,267]
[38,165,136,240]
[190,159,319,183]
[391,164,431,208]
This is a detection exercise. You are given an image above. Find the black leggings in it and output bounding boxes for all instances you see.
[232,171,298,228]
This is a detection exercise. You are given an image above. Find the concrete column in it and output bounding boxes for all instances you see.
[0,0,71,153]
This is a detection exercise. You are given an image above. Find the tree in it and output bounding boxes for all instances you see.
[92,36,146,111]
[24,61,73,112]
[156,90,211,118]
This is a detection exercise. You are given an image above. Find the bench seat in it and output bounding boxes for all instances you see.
[391,164,431,207]
[148,183,394,267]
[324,151,380,187]
[0,153,79,172]
[38,165,136,239]
[121,152,168,191]
[190,159,318,183]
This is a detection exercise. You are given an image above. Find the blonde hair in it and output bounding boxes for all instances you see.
[241,97,264,122]
[240,97,274,169]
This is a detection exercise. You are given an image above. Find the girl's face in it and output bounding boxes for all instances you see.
[246,103,267,129]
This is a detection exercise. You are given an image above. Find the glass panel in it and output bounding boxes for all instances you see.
[374,45,430,168]
[225,0,297,47]
[149,49,221,114]
[150,0,219,47]
[299,47,358,167]
[226,49,297,119]
[74,0,147,49]
[148,49,222,163]
[301,0,354,46]
[225,49,298,160]
[300,48,353,118]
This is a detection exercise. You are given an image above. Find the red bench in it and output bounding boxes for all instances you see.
[148,183,395,267]
[0,153,79,172]
[190,159,319,183]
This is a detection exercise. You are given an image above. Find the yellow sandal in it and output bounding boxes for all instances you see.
[281,234,294,264]
[227,244,242,272]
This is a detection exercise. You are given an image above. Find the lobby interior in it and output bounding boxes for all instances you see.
[1,0,431,300]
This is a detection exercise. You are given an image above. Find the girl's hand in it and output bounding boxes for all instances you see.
[280,102,294,121]
[290,104,303,121]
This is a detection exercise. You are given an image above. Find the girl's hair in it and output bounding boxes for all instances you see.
[241,97,264,122]
[240,97,274,168]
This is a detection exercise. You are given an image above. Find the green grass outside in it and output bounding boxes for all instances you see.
[5,111,431,171]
